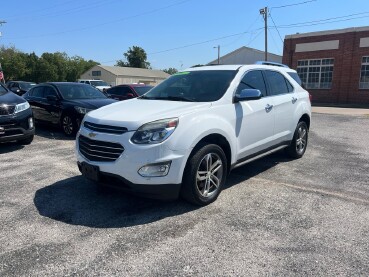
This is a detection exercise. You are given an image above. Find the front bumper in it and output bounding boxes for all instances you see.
[0,109,35,143]
[75,126,191,199]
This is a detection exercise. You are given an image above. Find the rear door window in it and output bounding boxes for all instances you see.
[264,70,290,96]
[32,86,45,98]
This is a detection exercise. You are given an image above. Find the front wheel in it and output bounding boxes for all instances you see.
[181,144,227,206]
[286,121,309,158]
[61,114,77,136]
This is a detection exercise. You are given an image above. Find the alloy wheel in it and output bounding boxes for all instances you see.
[62,116,74,135]
[296,125,307,154]
[196,153,223,198]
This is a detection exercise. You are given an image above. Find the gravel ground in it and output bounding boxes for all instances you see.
[1,113,369,276]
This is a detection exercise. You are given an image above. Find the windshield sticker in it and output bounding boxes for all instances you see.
[173,71,190,76]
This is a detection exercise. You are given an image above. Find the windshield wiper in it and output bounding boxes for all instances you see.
[162,96,195,102]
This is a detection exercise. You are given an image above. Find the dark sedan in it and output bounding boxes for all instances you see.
[106,84,153,101]
[7,81,37,96]
[24,82,117,136]
[0,83,35,144]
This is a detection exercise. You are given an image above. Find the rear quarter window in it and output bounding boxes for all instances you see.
[287,72,302,86]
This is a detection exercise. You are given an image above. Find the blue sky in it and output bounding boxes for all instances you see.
[1,0,369,70]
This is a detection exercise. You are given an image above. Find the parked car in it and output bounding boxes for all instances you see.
[78,79,111,92]
[24,82,117,136]
[0,83,35,144]
[6,81,37,96]
[76,63,311,205]
[106,84,154,101]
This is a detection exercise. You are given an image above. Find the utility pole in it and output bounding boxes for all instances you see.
[213,45,220,64]
[259,7,268,61]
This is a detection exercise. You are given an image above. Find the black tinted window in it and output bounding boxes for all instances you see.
[32,87,45,98]
[237,70,267,96]
[265,71,289,96]
[142,70,237,102]
[57,84,106,99]
[44,86,58,98]
[114,87,131,96]
[286,79,294,92]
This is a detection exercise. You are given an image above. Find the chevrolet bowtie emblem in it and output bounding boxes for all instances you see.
[88,132,97,138]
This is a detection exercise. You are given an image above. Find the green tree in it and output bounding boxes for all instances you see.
[163,68,178,75]
[116,46,151,69]
[0,46,28,80]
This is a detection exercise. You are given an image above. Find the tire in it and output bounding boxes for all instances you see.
[17,135,34,145]
[286,121,309,159]
[61,114,77,137]
[181,144,227,206]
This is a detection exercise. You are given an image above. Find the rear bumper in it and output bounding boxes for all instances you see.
[77,162,181,200]
[0,110,35,143]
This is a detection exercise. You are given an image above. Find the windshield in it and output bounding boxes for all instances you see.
[90,81,109,87]
[20,82,36,90]
[140,70,237,102]
[57,84,107,100]
[134,86,153,96]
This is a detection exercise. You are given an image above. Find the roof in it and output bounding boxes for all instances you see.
[97,65,170,78]
[285,26,369,39]
[207,46,282,65]
[185,64,296,73]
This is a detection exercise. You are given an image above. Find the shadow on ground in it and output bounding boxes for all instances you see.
[0,142,24,154]
[35,124,75,141]
[34,150,290,228]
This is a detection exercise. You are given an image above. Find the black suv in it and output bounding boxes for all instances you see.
[0,83,35,144]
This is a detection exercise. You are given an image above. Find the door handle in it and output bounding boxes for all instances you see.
[292,97,298,104]
[265,104,273,113]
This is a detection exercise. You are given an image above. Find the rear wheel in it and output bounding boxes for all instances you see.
[286,121,308,158]
[61,115,77,136]
[181,144,227,206]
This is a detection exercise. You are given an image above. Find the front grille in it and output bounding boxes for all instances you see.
[0,129,23,137]
[78,135,124,162]
[0,105,15,116]
[84,121,128,134]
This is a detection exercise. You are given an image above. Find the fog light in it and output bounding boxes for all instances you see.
[28,117,34,129]
[138,161,171,177]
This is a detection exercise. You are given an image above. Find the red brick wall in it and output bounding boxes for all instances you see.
[283,30,369,105]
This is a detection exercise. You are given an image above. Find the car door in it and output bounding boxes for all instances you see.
[26,86,46,121]
[264,70,297,144]
[235,70,275,160]
[43,85,62,125]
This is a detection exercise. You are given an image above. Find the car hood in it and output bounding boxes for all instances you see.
[67,98,117,109]
[0,91,26,105]
[84,98,212,130]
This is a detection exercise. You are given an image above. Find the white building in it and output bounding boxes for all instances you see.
[80,65,170,86]
[208,46,282,65]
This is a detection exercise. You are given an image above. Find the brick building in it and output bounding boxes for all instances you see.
[283,26,369,105]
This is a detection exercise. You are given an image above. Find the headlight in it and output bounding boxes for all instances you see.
[131,118,178,144]
[14,102,30,114]
[74,106,93,114]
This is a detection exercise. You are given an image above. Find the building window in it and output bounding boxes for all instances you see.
[360,56,369,89]
[297,58,334,89]
[92,71,101,77]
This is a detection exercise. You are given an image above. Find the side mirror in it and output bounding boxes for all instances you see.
[46,95,58,102]
[234,89,262,103]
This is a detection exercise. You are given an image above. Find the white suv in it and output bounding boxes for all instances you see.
[78,80,111,92]
[76,64,311,205]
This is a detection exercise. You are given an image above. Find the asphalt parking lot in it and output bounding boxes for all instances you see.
[1,113,369,276]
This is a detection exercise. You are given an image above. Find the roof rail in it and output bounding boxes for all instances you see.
[255,61,289,68]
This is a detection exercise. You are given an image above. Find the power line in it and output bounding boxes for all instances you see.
[4,0,192,40]
[270,0,317,10]
[268,13,284,44]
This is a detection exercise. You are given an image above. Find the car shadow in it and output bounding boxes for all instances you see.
[35,124,75,141]
[0,142,24,154]
[33,150,291,228]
